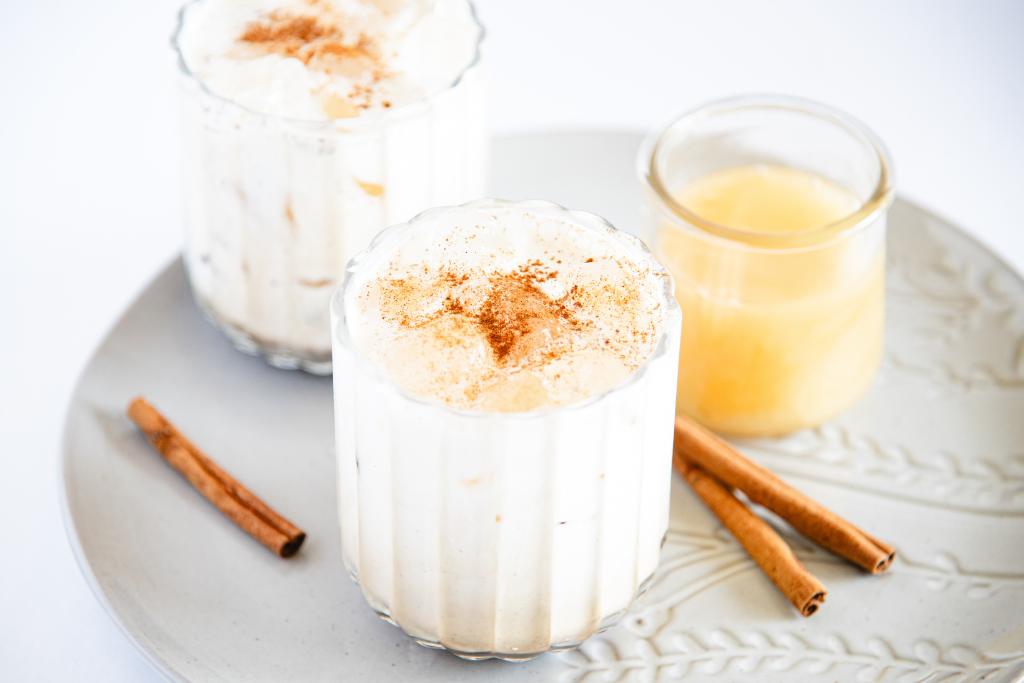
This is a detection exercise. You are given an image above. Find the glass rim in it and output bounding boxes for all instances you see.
[170,0,485,130]
[330,198,682,420]
[638,94,895,252]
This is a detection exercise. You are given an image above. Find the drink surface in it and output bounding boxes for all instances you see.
[677,164,859,236]
[345,207,673,412]
[177,0,480,120]
[658,164,884,436]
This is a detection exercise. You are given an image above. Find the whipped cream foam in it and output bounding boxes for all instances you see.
[176,0,481,120]
[344,202,672,412]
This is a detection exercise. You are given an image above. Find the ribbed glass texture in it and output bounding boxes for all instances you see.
[331,200,682,660]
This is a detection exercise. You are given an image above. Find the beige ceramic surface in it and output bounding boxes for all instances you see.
[61,131,1024,682]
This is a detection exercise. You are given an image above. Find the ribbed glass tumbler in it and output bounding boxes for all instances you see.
[330,200,682,660]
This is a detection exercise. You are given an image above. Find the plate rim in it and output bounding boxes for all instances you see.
[59,324,189,683]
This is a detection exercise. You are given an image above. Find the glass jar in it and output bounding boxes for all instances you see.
[640,95,894,436]
[172,0,486,374]
[330,199,682,659]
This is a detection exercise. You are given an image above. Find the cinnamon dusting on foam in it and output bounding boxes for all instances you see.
[239,11,376,65]
[360,252,664,412]
[236,2,391,112]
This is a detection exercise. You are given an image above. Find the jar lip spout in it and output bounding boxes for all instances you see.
[639,94,895,252]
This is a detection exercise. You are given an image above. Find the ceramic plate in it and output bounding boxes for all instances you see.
[61,131,1024,683]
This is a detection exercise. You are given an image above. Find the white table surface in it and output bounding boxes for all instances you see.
[2,1,1022,680]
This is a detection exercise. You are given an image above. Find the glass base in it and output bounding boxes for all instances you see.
[349,569,657,662]
[192,295,333,376]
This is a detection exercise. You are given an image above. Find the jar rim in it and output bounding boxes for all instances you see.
[638,94,895,252]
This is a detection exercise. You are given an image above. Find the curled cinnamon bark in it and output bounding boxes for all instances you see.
[675,415,895,573]
[127,397,306,558]
[675,454,827,617]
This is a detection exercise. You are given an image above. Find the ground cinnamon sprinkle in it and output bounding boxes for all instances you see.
[372,260,654,368]
[375,265,567,361]
[361,250,664,411]
[237,7,387,111]
[476,269,578,364]
[239,13,331,50]
[239,10,377,66]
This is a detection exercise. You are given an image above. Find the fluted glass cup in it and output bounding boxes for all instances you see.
[330,199,682,660]
[172,0,486,374]
[640,95,894,437]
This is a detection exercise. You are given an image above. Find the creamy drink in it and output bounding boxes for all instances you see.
[331,200,681,659]
[174,0,485,373]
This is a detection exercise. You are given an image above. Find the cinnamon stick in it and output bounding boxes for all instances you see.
[674,415,894,573]
[674,453,827,617]
[127,397,306,558]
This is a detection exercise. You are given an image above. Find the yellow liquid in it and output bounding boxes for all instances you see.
[658,164,885,436]
[677,164,859,236]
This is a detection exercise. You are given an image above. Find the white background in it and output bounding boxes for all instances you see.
[2,1,1022,680]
